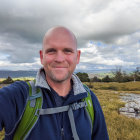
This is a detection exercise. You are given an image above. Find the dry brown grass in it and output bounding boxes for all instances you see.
[86,81,140,92]
[91,82,140,140]
[0,129,4,140]
[94,89,140,140]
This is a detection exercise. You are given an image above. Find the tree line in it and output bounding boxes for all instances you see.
[76,67,140,83]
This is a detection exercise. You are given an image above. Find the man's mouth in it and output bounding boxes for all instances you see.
[52,65,68,68]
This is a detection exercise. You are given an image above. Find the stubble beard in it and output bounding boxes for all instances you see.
[46,70,73,83]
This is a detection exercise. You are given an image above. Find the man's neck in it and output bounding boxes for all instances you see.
[46,78,72,97]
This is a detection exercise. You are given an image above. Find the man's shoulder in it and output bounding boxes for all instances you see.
[0,80,29,100]
[9,80,29,91]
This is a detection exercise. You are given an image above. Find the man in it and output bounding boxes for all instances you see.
[0,26,109,140]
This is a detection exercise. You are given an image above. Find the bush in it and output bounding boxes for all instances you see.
[102,75,112,82]
[90,76,101,82]
[1,76,14,84]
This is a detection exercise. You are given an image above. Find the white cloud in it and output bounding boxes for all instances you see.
[76,65,87,70]
[81,43,98,55]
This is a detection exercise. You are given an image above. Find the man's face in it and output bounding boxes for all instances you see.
[40,30,80,83]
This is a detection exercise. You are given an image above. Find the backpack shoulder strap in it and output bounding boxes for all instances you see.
[13,80,43,140]
[83,84,94,131]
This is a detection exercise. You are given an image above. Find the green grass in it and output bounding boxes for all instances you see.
[0,81,140,139]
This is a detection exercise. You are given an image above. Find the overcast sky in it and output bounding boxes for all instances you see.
[0,0,140,72]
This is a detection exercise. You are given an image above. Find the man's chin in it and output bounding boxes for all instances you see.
[51,74,71,83]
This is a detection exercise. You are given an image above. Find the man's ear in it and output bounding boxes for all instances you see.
[76,50,81,64]
[39,50,43,65]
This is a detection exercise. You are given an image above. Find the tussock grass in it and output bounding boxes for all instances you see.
[0,78,5,82]
[0,129,4,140]
[0,77,35,82]
[87,81,140,92]
[12,77,35,81]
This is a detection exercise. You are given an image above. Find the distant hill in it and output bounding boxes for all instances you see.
[0,68,136,79]
[0,70,37,78]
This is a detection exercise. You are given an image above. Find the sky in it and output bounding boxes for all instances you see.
[0,0,140,73]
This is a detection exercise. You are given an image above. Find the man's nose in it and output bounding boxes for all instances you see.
[55,51,65,62]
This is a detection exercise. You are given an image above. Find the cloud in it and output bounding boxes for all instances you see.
[0,0,140,71]
[0,34,41,63]
[0,58,41,70]
[79,0,140,43]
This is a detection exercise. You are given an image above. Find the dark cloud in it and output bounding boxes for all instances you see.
[0,33,41,63]
[0,0,140,70]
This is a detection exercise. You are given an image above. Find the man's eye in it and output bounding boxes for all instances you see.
[46,49,56,54]
[64,49,73,53]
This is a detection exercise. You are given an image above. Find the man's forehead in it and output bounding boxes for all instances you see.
[46,29,75,41]
[43,26,77,47]
[45,26,74,37]
[43,40,76,51]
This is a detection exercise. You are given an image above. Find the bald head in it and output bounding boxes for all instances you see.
[43,26,77,50]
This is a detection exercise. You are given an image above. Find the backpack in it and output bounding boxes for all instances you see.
[13,80,94,140]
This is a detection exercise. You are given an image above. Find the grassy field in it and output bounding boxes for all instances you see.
[0,77,35,82]
[94,90,140,140]
[88,81,140,140]
[0,81,140,140]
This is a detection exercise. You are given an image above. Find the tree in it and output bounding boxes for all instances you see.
[102,75,112,82]
[76,72,90,82]
[112,66,123,82]
[133,67,140,81]
[122,71,133,82]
